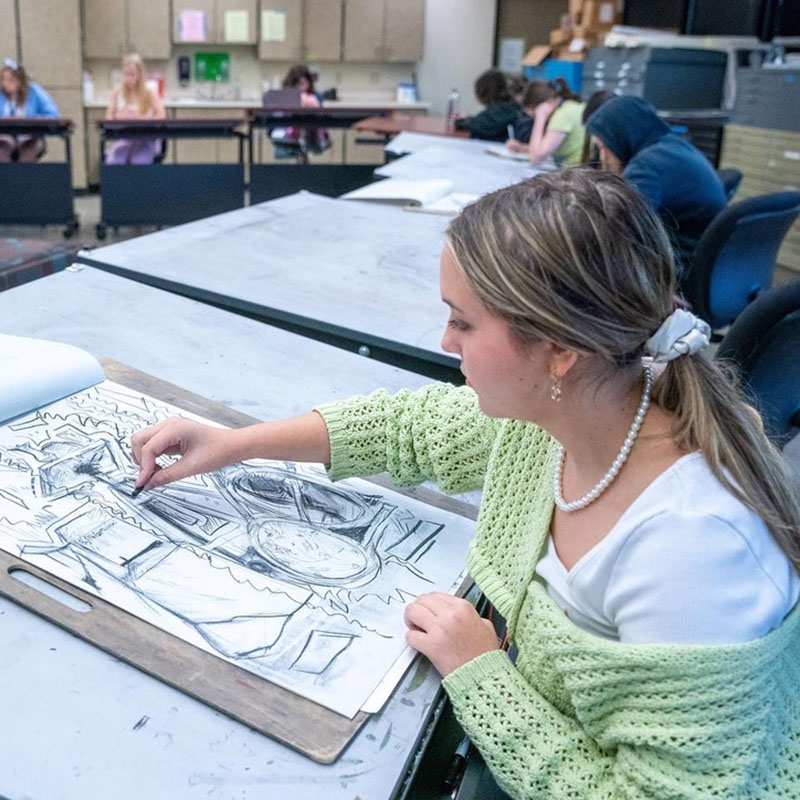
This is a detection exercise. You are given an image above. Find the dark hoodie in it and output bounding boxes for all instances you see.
[586,95,726,265]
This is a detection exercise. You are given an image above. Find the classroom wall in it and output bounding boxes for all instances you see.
[416,0,498,116]
[496,0,567,58]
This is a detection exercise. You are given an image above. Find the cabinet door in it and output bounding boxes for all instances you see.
[303,0,342,61]
[84,107,106,186]
[383,0,423,62]
[343,0,383,61]
[129,0,172,58]
[83,0,126,58]
[40,88,87,188]
[216,0,257,44]
[18,0,82,88]
[257,0,302,60]
[172,0,215,43]
[0,0,19,62]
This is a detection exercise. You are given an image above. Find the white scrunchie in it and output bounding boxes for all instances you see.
[645,309,711,363]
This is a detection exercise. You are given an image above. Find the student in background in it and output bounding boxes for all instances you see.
[282,64,321,108]
[104,53,165,165]
[132,169,800,799]
[454,69,527,143]
[506,78,586,166]
[586,94,726,266]
[580,89,616,165]
[0,58,59,162]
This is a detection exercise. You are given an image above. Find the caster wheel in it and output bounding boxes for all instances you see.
[95,223,107,240]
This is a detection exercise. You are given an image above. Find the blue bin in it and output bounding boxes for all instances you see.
[523,59,584,93]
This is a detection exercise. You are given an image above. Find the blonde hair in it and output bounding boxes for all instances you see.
[447,168,800,569]
[121,53,153,115]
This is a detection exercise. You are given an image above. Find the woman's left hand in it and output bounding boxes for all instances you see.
[404,592,499,676]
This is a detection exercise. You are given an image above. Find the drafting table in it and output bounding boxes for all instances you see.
[248,106,390,202]
[97,118,247,238]
[374,144,541,196]
[0,117,79,236]
[352,114,467,139]
[384,130,497,156]
[77,192,458,377]
[0,266,474,799]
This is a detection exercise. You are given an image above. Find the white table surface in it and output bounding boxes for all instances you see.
[0,267,464,800]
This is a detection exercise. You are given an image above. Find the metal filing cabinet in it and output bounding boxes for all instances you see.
[582,46,727,110]
[733,68,800,131]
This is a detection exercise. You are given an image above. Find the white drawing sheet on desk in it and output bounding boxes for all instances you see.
[0,381,475,719]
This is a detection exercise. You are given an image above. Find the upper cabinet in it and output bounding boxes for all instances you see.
[256,0,341,62]
[173,0,258,45]
[0,0,19,63]
[19,0,82,88]
[84,0,171,60]
[343,0,424,62]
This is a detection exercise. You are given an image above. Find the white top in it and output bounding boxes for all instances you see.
[536,452,800,644]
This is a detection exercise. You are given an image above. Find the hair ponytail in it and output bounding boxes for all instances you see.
[655,354,800,569]
[550,77,580,103]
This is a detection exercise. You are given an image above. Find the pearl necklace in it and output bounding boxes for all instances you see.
[553,365,653,513]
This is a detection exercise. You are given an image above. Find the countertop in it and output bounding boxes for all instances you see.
[84,97,431,111]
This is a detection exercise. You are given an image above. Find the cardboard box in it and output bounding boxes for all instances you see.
[582,0,619,31]
[523,45,553,67]
[549,27,571,46]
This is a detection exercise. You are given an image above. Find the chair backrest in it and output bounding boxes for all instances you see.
[716,167,743,201]
[683,191,800,329]
[716,278,800,447]
[261,88,302,108]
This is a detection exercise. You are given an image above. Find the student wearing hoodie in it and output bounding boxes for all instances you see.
[585,95,726,266]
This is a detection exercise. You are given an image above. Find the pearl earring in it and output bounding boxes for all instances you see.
[550,374,562,402]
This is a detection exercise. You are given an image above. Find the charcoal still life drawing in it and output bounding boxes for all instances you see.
[0,381,475,719]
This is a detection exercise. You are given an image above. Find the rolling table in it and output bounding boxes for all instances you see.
[0,117,79,236]
[97,118,247,238]
[248,106,392,203]
[0,265,475,800]
[77,192,459,379]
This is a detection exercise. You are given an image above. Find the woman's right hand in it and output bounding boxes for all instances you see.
[131,417,240,491]
[506,138,525,153]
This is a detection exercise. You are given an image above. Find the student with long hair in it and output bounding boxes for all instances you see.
[281,63,321,108]
[105,53,165,165]
[507,78,585,166]
[131,169,800,799]
[0,59,59,162]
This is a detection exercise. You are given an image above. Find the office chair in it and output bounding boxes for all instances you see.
[716,168,743,201]
[716,279,800,447]
[681,191,800,331]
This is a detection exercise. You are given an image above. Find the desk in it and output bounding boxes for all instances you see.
[354,114,468,139]
[97,118,247,238]
[0,118,78,236]
[248,107,392,203]
[77,192,458,377]
[0,265,467,800]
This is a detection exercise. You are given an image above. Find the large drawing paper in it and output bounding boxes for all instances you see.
[0,381,475,718]
[0,334,104,425]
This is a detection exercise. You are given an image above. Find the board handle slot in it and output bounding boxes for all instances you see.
[8,568,93,613]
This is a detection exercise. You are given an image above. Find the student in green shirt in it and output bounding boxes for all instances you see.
[507,78,586,166]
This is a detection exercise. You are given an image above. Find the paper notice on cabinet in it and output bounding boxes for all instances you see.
[178,9,207,42]
[261,9,287,42]
[224,10,249,42]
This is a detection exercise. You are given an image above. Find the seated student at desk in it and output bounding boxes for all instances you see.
[282,63,322,108]
[0,58,59,162]
[454,69,527,142]
[586,94,726,266]
[104,53,166,165]
[131,169,800,800]
[506,79,586,167]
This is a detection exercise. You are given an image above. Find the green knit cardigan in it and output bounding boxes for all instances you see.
[316,383,800,799]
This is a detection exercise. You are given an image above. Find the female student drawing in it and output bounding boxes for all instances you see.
[507,78,586,166]
[0,59,59,162]
[131,169,800,798]
[105,53,165,165]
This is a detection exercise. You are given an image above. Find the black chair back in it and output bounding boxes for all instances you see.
[716,279,800,447]
[682,191,800,329]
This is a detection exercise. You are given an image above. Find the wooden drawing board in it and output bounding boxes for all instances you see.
[0,359,477,764]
